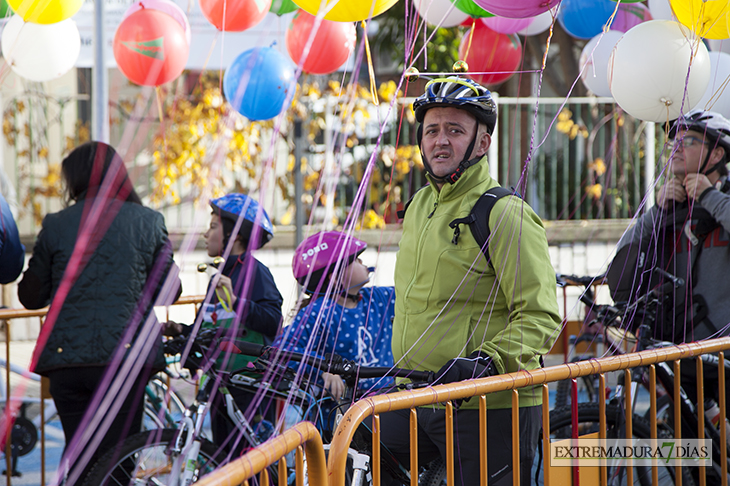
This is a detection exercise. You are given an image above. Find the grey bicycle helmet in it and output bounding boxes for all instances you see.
[413,76,497,184]
[668,110,730,175]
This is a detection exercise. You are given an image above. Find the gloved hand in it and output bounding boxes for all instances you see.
[433,351,498,386]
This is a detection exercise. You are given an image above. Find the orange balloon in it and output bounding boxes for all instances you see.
[458,22,522,86]
[113,9,190,87]
[199,0,272,31]
[286,10,356,75]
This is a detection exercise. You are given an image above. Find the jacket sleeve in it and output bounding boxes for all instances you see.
[149,213,182,306]
[240,261,282,339]
[478,197,562,375]
[699,188,730,233]
[0,194,24,285]
[18,216,54,309]
[616,205,660,251]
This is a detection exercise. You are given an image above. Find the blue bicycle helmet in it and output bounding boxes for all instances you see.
[210,194,274,249]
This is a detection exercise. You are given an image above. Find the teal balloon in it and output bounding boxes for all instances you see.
[452,0,493,18]
[270,0,298,15]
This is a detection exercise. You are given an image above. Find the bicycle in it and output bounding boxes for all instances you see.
[545,267,730,485]
[82,332,444,486]
[0,357,187,477]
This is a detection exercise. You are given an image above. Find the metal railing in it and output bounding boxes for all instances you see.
[199,337,730,486]
[0,295,206,486]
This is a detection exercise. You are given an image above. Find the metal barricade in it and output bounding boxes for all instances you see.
[0,295,205,486]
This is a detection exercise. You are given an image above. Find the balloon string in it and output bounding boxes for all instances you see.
[362,20,379,106]
[463,18,476,61]
[155,86,167,155]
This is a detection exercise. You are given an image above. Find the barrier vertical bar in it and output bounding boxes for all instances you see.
[599,373,607,486]
[696,359,705,486]
[373,413,381,486]
[625,369,633,486]
[719,353,727,486]
[542,385,550,486]
[674,360,682,486]
[410,408,418,486]
[511,390,520,486]
[446,402,454,486]
[480,395,488,486]
[649,365,658,486]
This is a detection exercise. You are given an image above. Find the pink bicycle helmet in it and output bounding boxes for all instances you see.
[292,231,367,294]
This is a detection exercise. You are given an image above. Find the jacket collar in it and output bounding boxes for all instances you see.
[425,155,492,201]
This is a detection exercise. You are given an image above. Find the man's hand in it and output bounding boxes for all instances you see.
[433,351,497,386]
[684,173,713,202]
[657,178,687,209]
[322,372,345,399]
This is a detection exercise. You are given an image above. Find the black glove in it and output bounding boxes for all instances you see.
[433,351,498,386]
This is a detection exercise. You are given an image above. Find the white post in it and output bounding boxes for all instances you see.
[488,93,499,181]
[92,0,109,143]
[644,121,656,208]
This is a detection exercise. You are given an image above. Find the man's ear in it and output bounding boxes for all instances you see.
[475,130,491,158]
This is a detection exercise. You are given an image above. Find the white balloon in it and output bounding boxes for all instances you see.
[647,0,674,21]
[694,51,730,119]
[579,30,623,97]
[2,15,80,82]
[608,20,710,123]
[413,0,468,28]
[517,7,556,36]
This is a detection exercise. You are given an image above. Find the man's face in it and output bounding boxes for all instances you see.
[421,107,490,180]
[669,129,718,178]
[203,214,224,257]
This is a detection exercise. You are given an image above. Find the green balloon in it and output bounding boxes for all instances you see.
[452,0,493,19]
[270,0,298,16]
[0,0,12,18]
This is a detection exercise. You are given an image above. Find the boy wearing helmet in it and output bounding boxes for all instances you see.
[379,77,561,486]
[614,110,730,415]
[275,231,395,400]
[164,193,283,455]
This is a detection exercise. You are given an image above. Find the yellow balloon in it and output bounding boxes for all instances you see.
[8,0,82,24]
[292,0,397,22]
[670,0,730,40]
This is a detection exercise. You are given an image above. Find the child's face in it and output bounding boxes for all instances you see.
[204,215,224,257]
[340,257,370,294]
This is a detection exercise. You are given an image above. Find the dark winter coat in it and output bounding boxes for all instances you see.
[18,196,181,375]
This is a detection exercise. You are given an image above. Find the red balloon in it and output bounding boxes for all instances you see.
[458,22,522,86]
[285,10,356,75]
[113,9,189,86]
[199,0,271,32]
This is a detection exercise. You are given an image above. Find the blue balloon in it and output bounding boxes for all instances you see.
[223,47,295,121]
[558,0,617,40]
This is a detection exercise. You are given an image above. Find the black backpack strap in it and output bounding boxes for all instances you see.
[449,186,518,266]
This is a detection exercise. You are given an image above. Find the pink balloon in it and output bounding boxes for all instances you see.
[610,2,652,33]
[472,0,560,19]
[123,0,191,46]
[482,15,533,34]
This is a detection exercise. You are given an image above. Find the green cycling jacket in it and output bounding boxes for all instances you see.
[394,156,561,409]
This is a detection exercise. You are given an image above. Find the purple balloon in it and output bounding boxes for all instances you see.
[482,15,533,34]
[472,0,560,19]
[611,2,653,33]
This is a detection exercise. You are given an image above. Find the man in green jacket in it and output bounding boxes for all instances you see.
[380,77,561,485]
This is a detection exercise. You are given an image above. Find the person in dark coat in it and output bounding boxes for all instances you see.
[0,191,24,284]
[18,141,182,485]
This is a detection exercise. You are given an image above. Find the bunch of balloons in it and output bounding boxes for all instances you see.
[113,0,191,87]
[2,0,82,81]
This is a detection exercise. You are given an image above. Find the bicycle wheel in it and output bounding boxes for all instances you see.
[547,403,695,486]
[144,377,186,428]
[82,429,220,486]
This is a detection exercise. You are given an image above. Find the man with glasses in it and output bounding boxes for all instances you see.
[379,76,561,486]
[613,110,730,456]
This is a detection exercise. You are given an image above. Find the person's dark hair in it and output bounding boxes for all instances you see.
[62,141,142,205]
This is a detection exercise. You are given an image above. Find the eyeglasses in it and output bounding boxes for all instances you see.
[667,136,708,150]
